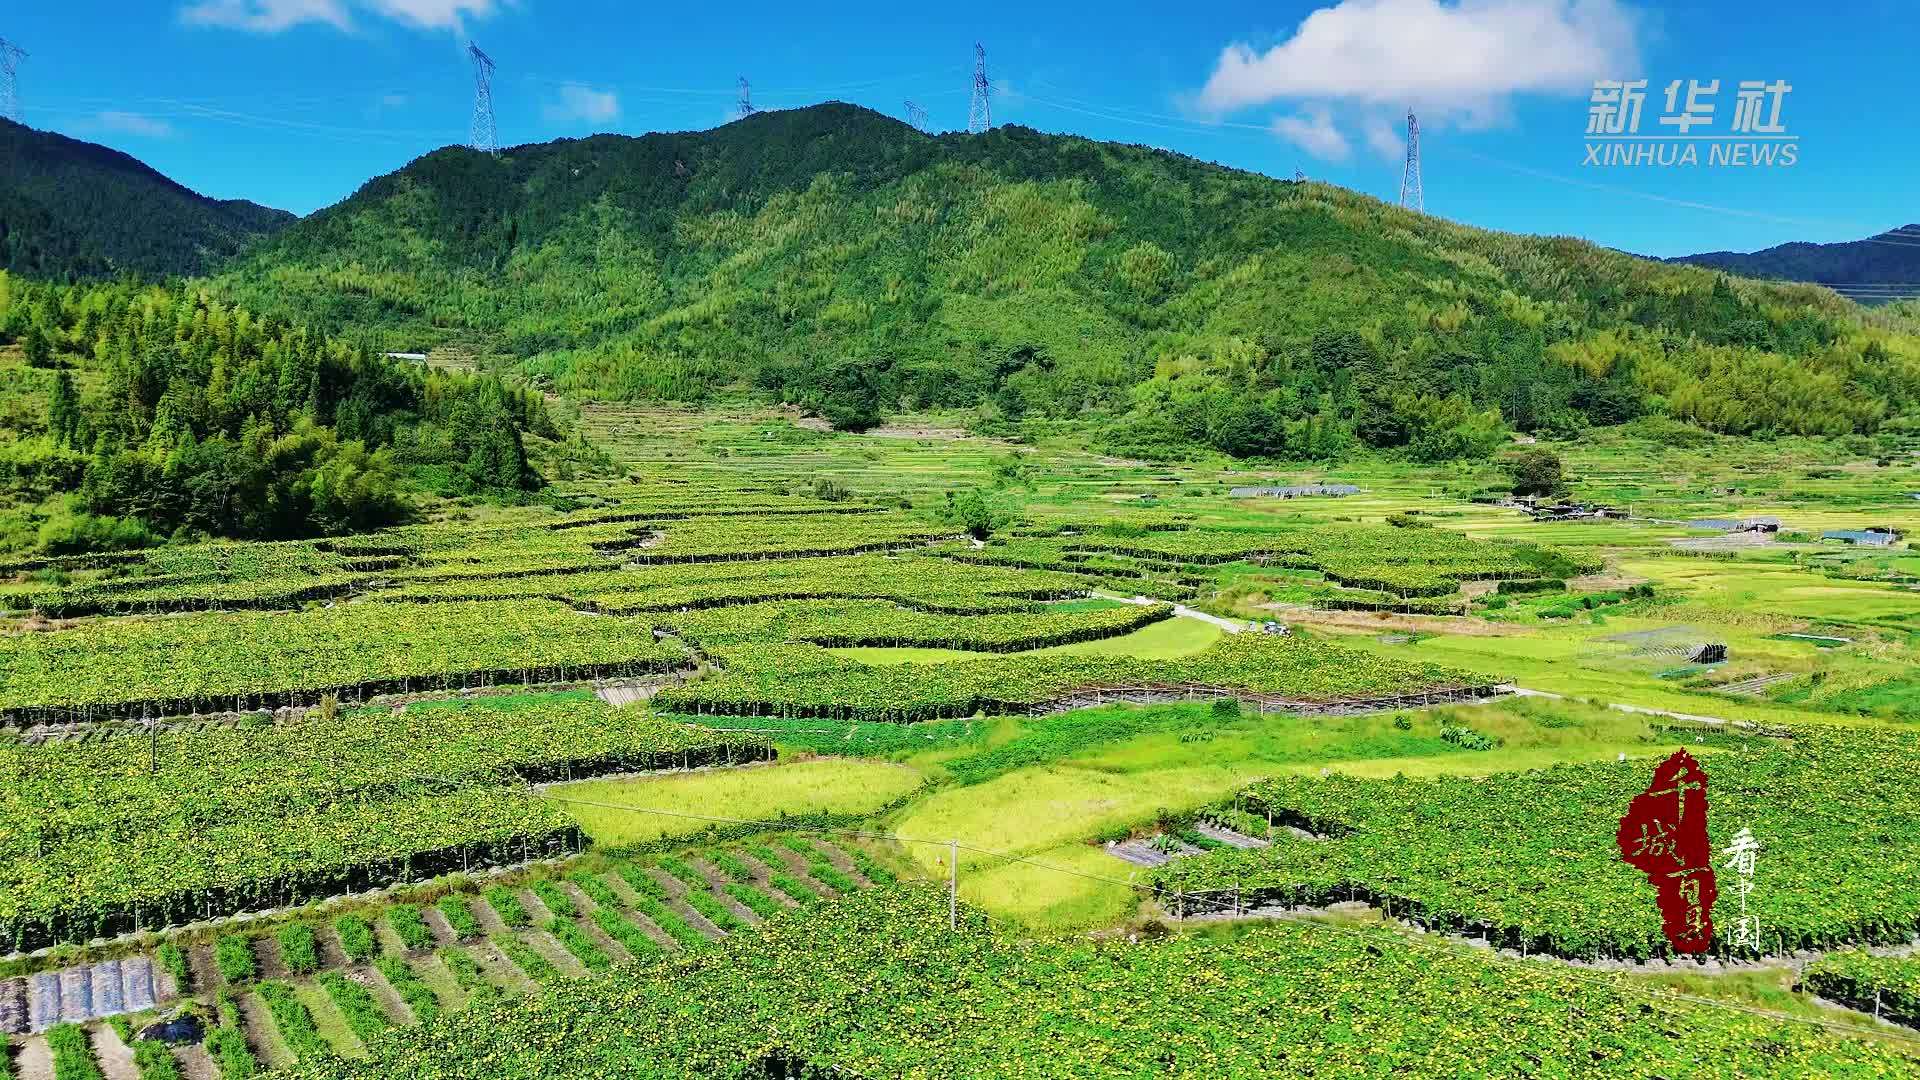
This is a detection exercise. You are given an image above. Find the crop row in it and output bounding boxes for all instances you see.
[1154,725,1920,961]
[1801,951,1920,1029]
[607,513,960,563]
[655,634,1495,724]
[664,598,1173,652]
[377,554,1086,616]
[285,884,1918,1079]
[0,600,689,723]
[0,698,768,953]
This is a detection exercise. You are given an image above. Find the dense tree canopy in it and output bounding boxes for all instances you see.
[0,118,293,280]
[0,273,554,553]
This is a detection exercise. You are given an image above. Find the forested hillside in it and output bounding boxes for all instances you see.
[0,273,559,554]
[0,118,294,280]
[216,103,1920,458]
[1672,226,1920,302]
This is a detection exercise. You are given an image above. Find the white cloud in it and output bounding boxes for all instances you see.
[543,83,619,126]
[178,0,499,33]
[359,0,500,30]
[378,92,410,108]
[91,111,179,138]
[1271,105,1350,161]
[1362,112,1405,161]
[1197,0,1641,128]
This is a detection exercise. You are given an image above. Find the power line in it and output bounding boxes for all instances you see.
[1399,107,1423,213]
[967,43,991,135]
[0,36,26,124]
[468,41,498,155]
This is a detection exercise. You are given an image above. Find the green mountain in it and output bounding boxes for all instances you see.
[0,118,295,280]
[1670,226,1920,305]
[216,102,1920,455]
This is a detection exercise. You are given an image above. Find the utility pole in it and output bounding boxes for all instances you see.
[967,43,992,134]
[903,99,927,132]
[948,839,958,930]
[1399,107,1423,213]
[736,76,756,119]
[468,41,498,155]
[0,37,26,124]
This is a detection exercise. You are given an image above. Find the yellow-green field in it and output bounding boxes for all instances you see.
[552,759,927,846]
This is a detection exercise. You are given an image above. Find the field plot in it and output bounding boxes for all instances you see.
[0,835,893,1076]
[0,698,767,952]
[284,885,1920,1079]
[553,759,926,846]
[1157,724,1920,961]
[656,632,1499,724]
[0,600,687,724]
[380,552,1087,614]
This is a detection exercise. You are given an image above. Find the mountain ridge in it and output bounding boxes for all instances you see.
[0,117,295,279]
[204,102,1920,452]
[1669,225,1920,304]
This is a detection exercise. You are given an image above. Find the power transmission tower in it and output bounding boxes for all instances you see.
[904,99,927,132]
[967,43,992,134]
[737,76,756,119]
[1398,108,1423,213]
[0,37,27,124]
[468,41,498,155]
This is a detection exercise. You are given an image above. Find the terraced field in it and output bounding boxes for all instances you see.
[0,836,893,1078]
[6,410,1920,1074]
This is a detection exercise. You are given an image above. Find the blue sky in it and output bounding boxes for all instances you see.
[9,1,1918,259]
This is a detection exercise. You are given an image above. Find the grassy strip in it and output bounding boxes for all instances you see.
[565,871,624,909]
[590,908,664,960]
[131,1038,183,1080]
[725,883,783,920]
[843,846,897,885]
[491,936,560,985]
[277,924,319,975]
[610,864,708,948]
[482,887,531,929]
[257,980,331,1063]
[155,942,190,990]
[531,881,578,920]
[333,916,376,963]
[655,857,708,892]
[678,888,745,932]
[385,905,434,953]
[806,860,860,896]
[214,935,257,985]
[315,971,389,1044]
[708,851,755,883]
[438,948,504,1007]
[769,874,820,907]
[46,1023,103,1080]
[207,989,258,1078]
[612,863,672,902]
[374,955,442,1024]
[543,920,612,972]
[435,897,482,939]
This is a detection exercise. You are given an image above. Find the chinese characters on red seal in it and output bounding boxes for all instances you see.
[1617,749,1718,954]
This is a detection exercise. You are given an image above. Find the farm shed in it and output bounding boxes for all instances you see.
[1595,626,1728,664]
[1823,528,1901,547]
[1688,517,1779,533]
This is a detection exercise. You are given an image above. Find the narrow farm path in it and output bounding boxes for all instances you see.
[1094,591,1244,633]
